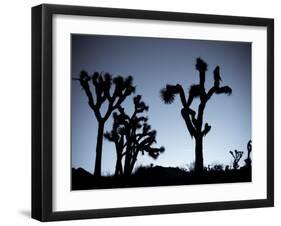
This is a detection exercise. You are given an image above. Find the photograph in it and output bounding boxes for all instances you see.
[31,3,274,221]
[71,34,252,190]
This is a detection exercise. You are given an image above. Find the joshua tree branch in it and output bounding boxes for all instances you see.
[202,123,211,136]
[136,132,153,142]
[177,85,188,108]
[188,108,198,128]
[76,77,102,121]
[206,85,232,102]
[103,100,114,121]
[181,108,196,137]
[92,78,102,107]
[215,86,232,95]
[206,86,216,101]
[113,88,133,110]
[196,102,206,131]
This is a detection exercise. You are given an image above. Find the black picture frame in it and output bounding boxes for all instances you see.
[32,4,274,222]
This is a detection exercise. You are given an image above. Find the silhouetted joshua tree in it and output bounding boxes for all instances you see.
[160,58,232,174]
[104,95,165,176]
[229,150,243,170]
[244,140,252,167]
[73,71,135,176]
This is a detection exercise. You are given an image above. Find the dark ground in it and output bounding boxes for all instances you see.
[72,165,251,190]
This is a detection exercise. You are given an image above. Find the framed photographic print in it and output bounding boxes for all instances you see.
[32,4,274,221]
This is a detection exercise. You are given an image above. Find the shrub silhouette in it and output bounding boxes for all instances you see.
[73,71,135,176]
[160,58,232,174]
[104,95,165,176]
[212,164,224,171]
[229,150,244,170]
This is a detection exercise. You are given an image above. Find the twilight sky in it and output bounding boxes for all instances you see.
[71,34,251,175]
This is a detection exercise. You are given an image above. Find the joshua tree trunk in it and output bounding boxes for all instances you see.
[94,121,104,177]
[124,155,131,176]
[115,154,123,176]
[128,154,138,176]
[195,135,203,173]
[123,141,132,176]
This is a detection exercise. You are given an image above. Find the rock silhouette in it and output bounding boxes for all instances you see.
[73,71,135,176]
[160,58,232,174]
[104,95,165,176]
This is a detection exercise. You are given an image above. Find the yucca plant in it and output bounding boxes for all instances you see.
[160,58,232,174]
[229,150,244,170]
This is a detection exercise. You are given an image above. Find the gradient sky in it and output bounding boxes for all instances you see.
[71,34,251,175]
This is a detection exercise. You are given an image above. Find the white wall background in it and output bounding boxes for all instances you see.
[0,0,278,225]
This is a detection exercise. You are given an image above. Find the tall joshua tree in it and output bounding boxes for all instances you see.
[160,58,232,174]
[74,71,135,176]
[104,95,165,176]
